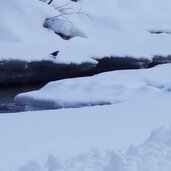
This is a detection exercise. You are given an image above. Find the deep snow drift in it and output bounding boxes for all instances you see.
[16,63,171,110]
[1,0,171,64]
[19,126,171,171]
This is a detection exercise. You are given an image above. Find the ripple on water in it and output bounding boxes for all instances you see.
[0,85,43,113]
[0,103,24,113]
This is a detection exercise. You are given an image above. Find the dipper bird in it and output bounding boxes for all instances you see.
[49,50,59,58]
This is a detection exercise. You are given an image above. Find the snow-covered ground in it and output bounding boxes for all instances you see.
[1,1,171,171]
[0,63,165,171]
[1,94,171,171]
[1,0,171,63]
[16,63,171,110]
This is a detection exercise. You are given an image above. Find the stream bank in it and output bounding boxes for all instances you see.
[0,85,43,113]
[1,55,171,113]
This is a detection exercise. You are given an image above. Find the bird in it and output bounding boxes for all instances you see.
[49,50,59,59]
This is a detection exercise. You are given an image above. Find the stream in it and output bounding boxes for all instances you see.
[0,85,43,113]
[1,56,171,113]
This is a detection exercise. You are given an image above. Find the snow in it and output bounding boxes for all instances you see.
[15,63,171,110]
[18,126,171,171]
[1,0,171,63]
[2,1,171,170]
[4,63,170,171]
[1,95,171,171]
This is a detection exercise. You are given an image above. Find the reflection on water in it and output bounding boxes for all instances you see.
[0,85,43,113]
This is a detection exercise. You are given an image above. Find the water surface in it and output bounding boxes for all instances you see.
[0,85,43,113]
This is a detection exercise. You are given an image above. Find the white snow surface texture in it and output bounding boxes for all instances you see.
[18,126,171,171]
[1,102,171,171]
[11,63,171,171]
[1,0,171,63]
[16,63,171,110]
[2,1,171,171]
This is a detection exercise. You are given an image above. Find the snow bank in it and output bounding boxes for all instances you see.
[15,63,171,110]
[17,127,171,171]
[1,0,171,63]
[2,94,171,171]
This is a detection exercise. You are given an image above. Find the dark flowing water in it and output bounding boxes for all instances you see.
[1,57,171,113]
[0,85,43,113]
